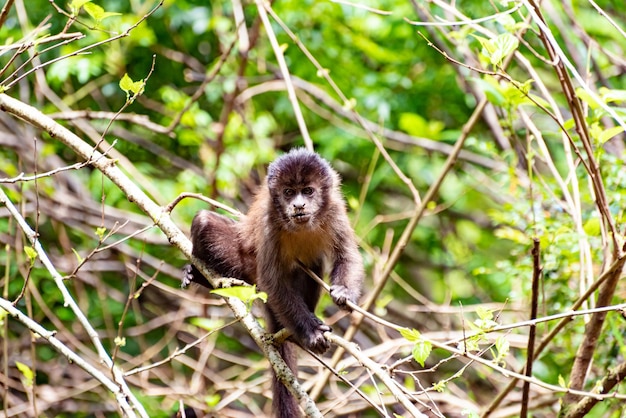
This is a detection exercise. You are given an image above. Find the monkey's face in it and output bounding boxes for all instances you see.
[275,184,325,229]
[269,179,328,232]
[267,149,334,230]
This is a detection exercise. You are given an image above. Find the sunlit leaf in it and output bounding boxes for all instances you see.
[211,285,268,304]
[83,2,121,22]
[15,361,34,387]
[400,327,421,342]
[412,339,432,367]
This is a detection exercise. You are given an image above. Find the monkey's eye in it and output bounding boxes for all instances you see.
[283,188,296,197]
[302,187,314,196]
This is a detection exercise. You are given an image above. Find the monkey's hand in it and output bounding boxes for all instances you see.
[296,318,331,354]
[330,284,359,311]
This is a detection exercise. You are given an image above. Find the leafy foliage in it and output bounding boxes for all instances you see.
[1,0,626,417]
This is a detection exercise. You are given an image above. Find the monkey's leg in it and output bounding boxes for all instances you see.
[183,210,252,288]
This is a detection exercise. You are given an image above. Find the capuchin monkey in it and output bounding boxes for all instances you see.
[182,148,364,418]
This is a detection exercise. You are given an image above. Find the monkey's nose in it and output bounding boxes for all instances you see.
[292,195,306,210]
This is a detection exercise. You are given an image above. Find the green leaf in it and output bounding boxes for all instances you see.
[204,394,221,407]
[83,2,121,22]
[412,339,432,367]
[69,0,91,14]
[95,226,107,240]
[119,73,145,100]
[211,285,267,304]
[72,248,84,264]
[474,33,519,66]
[398,112,444,138]
[15,361,34,387]
[471,77,506,106]
[575,87,600,109]
[598,125,625,144]
[432,380,446,392]
[475,306,494,321]
[493,335,510,364]
[583,218,601,236]
[189,317,224,331]
[473,317,498,331]
[24,246,37,266]
[400,327,421,342]
[600,87,626,104]
[494,226,530,245]
[490,33,519,65]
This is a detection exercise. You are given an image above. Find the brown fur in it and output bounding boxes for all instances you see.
[183,149,364,418]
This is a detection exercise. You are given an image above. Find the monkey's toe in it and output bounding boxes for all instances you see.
[303,328,331,354]
[181,264,194,288]
[181,264,213,289]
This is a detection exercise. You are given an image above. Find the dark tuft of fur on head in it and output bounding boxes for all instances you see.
[267,148,333,190]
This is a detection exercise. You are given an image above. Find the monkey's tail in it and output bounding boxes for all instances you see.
[272,341,301,418]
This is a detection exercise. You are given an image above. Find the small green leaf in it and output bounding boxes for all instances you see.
[189,317,224,331]
[119,73,145,100]
[600,87,626,104]
[493,335,510,364]
[458,336,481,352]
[69,0,91,14]
[204,393,221,407]
[24,246,37,266]
[583,218,601,236]
[598,126,625,144]
[95,227,107,240]
[211,285,267,305]
[494,226,530,245]
[473,318,498,331]
[575,87,600,109]
[15,361,34,387]
[471,77,506,106]
[72,248,84,264]
[475,306,493,321]
[558,374,566,387]
[495,335,509,356]
[83,2,121,22]
[412,339,432,367]
[400,327,421,342]
[432,380,446,392]
[474,33,519,66]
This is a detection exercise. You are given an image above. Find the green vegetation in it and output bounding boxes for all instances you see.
[1,0,626,416]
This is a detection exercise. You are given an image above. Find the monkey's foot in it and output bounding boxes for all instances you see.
[330,284,358,311]
[181,264,194,288]
[181,264,212,289]
[297,319,331,354]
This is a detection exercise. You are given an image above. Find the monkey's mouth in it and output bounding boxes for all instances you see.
[292,213,311,223]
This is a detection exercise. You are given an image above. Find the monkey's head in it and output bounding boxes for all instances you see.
[266,149,337,230]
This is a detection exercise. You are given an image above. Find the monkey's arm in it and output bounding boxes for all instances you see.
[329,220,364,310]
[259,259,331,354]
